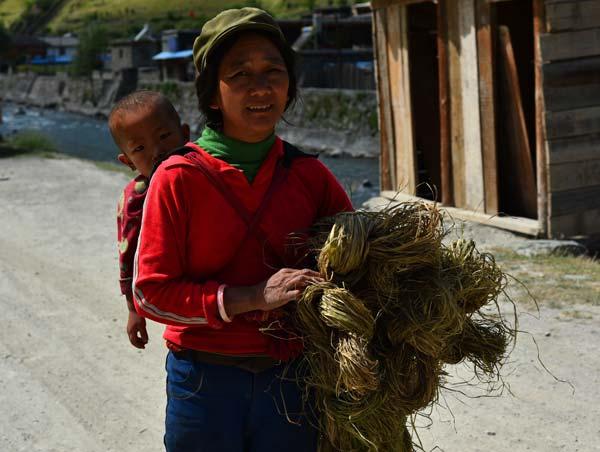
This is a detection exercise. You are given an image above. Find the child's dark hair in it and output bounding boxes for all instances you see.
[108,90,181,145]
[195,31,297,130]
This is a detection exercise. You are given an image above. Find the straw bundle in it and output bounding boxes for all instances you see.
[295,203,515,451]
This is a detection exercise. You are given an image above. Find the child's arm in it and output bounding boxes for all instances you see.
[126,295,148,349]
[117,178,150,347]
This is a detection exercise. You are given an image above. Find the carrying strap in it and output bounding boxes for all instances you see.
[150,141,317,271]
[184,150,288,269]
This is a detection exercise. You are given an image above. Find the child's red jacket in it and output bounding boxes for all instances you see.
[133,139,352,359]
[117,175,148,302]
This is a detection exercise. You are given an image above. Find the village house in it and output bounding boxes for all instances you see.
[371,0,600,238]
[110,37,158,73]
[5,35,48,66]
[287,5,376,90]
[35,34,79,66]
[153,29,197,81]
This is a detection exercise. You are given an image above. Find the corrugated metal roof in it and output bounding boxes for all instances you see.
[152,49,193,60]
[30,54,74,65]
[40,36,79,48]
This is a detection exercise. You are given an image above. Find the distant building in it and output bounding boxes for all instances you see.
[308,6,372,50]
[110,38,159,73]
[352,2,372,15]
[147,8,375,88]
[8,35,48,65]
[153,29,198,81]
[277,18,311,45]
[291,5,375,90]
[36,34,79,65]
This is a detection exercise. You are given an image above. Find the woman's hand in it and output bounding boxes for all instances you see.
[254,268,323,311]
[223,268,323,318]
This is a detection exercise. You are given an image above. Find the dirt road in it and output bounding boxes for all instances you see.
[1,155,598,452]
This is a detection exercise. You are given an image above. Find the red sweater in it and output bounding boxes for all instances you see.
[117,175,148,301]
[133,139,352,359]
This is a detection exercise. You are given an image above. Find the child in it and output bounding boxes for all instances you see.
[109,90,190,349]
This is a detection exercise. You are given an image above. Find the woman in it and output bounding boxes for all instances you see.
[133,7,353,452]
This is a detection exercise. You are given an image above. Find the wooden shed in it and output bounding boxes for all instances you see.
[371,0,600,238]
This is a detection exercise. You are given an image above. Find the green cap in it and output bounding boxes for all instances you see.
[193,7,286,78]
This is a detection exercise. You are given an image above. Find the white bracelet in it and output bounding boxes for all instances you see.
[217,284,233,323]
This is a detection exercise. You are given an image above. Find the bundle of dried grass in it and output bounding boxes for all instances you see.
[295,203,515,451]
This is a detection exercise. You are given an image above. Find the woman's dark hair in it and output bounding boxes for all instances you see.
[195,30,297,130]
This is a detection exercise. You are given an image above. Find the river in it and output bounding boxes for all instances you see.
[0,102,380,207]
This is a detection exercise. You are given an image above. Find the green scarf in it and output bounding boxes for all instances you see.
[195,127,275,183]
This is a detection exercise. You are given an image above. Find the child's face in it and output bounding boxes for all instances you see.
[212,32,289,143]
[115,105,190,178]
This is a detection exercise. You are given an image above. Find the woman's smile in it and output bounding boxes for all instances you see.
[247,104,273,113]
[214,32,290,143]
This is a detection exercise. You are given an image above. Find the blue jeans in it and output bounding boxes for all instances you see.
[164,351,318,452]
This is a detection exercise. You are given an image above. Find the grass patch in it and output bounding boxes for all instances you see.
[1,131,134,175]
[491,248,600,308]
[0,130,59,158]
[0,0,28,27]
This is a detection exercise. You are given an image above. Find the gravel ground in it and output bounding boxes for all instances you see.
[0,155,598,452]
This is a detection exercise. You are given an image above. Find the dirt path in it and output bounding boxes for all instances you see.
[0,156,165,451]
[0,155,598,452]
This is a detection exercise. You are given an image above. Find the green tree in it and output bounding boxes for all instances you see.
[0,21,12,57]
[73,24,108,77]
[72,24,108,105]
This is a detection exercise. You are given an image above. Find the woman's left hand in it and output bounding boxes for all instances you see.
[223,268,323,318]
[254,268,323,311]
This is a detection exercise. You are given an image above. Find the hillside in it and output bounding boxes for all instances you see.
[0,0,28,28]
[0,0,345,37]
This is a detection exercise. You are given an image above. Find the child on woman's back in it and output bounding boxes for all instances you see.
[109,90,190,348]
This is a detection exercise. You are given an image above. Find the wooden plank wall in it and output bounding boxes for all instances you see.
[374,0,495,213]
[373,9,397,190]
[372,3,418,194]
[477,0,499,214]
[447,0,486,211]
[540,0,600,236]
[534,0,549,237]
[459,0,486,211]
[388,5,418,194]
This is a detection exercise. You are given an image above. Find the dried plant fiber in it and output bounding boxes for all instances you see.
[294,203,515,451]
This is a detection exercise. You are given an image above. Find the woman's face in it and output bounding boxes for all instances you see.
[212,32,290,143]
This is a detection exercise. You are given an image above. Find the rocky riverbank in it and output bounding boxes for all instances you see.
[0,72,380,157]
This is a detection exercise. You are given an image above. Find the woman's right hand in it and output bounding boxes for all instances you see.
[254,268,324,311]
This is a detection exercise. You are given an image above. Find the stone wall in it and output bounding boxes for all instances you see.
[27,75,65,108]
[281,88,379,157]
[0,72,116,116]
[0,73,380,157]
[1,74,37,104]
